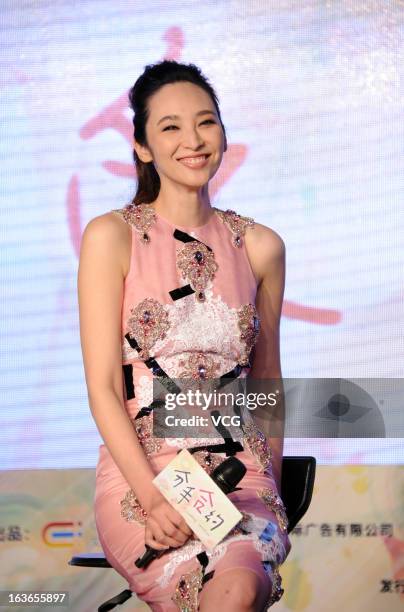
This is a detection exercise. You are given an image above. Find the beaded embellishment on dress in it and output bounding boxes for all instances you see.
[256,487,289,533]
[120,489,147,524]
[178,352,221,380]
[176,241,219,303]
[216,208,255,247]
[171,565,204,611]
[112,203,156,244]
[242,420,273,472]
[126,298,170,360]
[237,303,261,366]
[266,566,284,608]
[131,413,163,456]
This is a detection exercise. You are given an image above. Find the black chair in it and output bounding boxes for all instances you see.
[69,455,316,612]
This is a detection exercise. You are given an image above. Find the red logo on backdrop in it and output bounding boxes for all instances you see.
[67,26,341,326]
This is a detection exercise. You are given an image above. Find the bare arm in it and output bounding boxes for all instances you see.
[77,213,157,512]
[244,224,286,492]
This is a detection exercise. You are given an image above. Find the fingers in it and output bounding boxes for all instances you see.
[159,516,190,546]
[145,530,185,549]
[166,508,193,537]
[146,517,191,549]
[171,518,193,538]
[145,517,192,548]
[145,533,170,551]
[144,523,170,550]
[144,500,194,550]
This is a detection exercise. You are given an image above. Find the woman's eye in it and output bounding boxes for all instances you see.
[163,119,215,132]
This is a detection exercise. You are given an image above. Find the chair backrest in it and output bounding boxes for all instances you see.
[281,456,316,533]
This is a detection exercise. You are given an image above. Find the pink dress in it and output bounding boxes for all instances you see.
[94,202,291,611]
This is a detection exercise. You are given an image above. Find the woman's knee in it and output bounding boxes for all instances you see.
[199,567,270,611]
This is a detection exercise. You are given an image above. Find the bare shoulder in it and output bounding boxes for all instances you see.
[80,210,132,277]
[244,220,285,286]
[81,210,130,244]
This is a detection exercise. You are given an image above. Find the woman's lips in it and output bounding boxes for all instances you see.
[178,154,210,169]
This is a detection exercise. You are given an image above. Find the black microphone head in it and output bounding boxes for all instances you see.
[210,456,246,494]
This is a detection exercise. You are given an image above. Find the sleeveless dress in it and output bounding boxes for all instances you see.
[94,202,292,611]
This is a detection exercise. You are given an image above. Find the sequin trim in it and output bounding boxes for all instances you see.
[216,208,255,247]
[112,203,156,244]
[237,303,261,366]
[176,241,218,302]
[256,487,289,533]
[242,420,273,472]
[266,566,284,608]
[120,489,147,525]
[131,413,162,456]
[171,564,204,611]
[126,297,170,360]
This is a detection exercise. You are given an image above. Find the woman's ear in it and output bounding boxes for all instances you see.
[133,139,153,164]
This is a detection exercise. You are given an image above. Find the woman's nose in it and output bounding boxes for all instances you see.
[181,127,204,149]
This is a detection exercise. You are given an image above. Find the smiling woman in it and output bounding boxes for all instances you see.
[128,62,228,228]
[78,59,290,611]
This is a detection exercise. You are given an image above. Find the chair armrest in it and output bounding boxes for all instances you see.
[69,552,112,568]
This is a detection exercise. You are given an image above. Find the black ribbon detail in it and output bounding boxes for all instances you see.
[217,364,243,388]
[205,408,244,456]
[169,285,195,301]
[124,333,138,350]
[125,332,247,448]
[195,551,215,587]
[124,333,181,394]
[196,551,215,586]
[202,570,215,585]
[134,399,165,420]
[185,439,244,456]
[122,364,135,400]
[209,409,233,440]
[173,229,213,251]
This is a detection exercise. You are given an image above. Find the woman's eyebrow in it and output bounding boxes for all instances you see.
[157,109,215,126]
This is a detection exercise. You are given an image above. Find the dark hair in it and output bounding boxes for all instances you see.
[128,60,227,206]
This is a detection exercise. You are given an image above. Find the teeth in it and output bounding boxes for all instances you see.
[180,155,207,165]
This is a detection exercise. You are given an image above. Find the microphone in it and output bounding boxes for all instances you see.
[134,456,246,569]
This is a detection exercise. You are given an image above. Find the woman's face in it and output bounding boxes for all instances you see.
[136,81,226,189]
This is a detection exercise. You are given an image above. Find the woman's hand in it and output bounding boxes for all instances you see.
[144,489,194,550]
